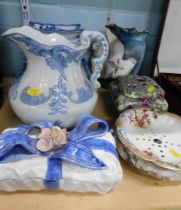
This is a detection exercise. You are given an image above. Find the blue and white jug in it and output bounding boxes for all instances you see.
[2,23,108,127]
[106,24,148,75]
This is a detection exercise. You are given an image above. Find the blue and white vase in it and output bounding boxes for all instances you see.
[2,24,108,127]
[106,24,149,75]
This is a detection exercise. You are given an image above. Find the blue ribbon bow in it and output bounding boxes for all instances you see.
[0,114,117,190]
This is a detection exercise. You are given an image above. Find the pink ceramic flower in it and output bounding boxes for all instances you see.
[36,126,67,152]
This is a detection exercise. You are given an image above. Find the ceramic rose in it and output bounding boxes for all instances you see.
[36,126,67,152]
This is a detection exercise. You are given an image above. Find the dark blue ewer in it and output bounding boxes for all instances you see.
[106,24,149,75]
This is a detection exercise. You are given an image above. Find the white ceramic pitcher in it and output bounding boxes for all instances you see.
[2,23,108,127]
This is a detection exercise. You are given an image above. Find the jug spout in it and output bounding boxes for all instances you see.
[2,25,89,50]
[2,26,41,43]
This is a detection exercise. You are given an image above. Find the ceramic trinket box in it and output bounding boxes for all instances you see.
[116,108,181,180]
[0,114,122,193]
[110,75,168,112]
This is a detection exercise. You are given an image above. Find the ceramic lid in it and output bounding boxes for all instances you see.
[116,108,181,170]
[118,75,165,99]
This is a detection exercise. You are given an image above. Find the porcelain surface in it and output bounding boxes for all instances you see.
[0,114,122,193]
[116,140,181,180]
[29,21,84,40]
[110,76,168,112]
[118,75,165,98]
[116,108,181,171]
[101,28,137,79]
[106,24,148,75]
[2,24,108,127]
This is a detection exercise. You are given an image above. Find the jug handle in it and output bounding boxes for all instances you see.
[81,31,109,90]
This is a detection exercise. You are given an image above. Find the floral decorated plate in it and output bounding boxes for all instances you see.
[116,108,181,173]
[116,140,181,180]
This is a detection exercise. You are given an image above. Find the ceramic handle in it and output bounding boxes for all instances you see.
[81,31,109,89]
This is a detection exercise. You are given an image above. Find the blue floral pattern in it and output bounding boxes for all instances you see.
[20,86,54,106]
[46,47,82,80]
[9,77,21,100]
[14,35,94,115]
[69,80,93,104]
[9,67,25,100]
[29,22,82,33]
[48,76,72,115]
[16,36,82,80]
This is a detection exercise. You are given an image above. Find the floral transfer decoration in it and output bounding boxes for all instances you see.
[109,80,168,113]
[128,109,159,128]
[138,98,153,106]
[36,126,67,152]
[143,150,153,157]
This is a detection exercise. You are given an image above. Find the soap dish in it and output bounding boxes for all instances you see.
[116,108,181,180]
